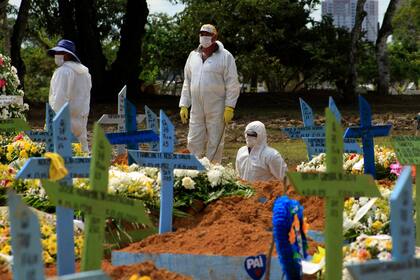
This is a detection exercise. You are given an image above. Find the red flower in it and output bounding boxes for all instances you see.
[14,133,23,141]
[0,79,6,89]
[0,57,3,66]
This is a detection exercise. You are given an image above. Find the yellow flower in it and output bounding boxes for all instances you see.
[43,251,55,264]
[6,153,13,161]
[48,242,57,255]
[31,146,38,154]
[0,244,11,255]
[41,225,53,236]
[312,246,325,264]
[19,150,28,158]
[371,220,383,231]
[365,237,373,247]
[385,240,392,251]
[139,277,152,280]
[6,145,14,153]
[24,142,31,151]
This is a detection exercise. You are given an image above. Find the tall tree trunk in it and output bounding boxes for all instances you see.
[0,0,9,55]
[109,0,149,102]
[74,0,107,101]
[58,0,77,41]
[376,0,402,95]
[10,0,31,88]
[348,0,367,96]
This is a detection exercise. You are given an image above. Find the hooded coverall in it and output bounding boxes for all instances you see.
[49,61,91,152]
[236,121,288,182]
[179,41,240,163]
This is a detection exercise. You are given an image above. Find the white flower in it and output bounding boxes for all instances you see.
[181,176,195,189]
[207,169,222,187]
[352,159,364,171]
[199,157,211,170]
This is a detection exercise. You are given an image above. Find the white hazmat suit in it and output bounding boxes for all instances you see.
[179,41,240,163]
[49,61,91,152]
[236,121,288,182]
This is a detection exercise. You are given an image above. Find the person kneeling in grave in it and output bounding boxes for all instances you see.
[236,121,288,182]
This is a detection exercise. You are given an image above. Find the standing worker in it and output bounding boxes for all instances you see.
[179,24,240,163]
[48,39,91,152]
[236,121,288,182]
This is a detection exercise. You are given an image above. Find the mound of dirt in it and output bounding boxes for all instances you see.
[122,180,324,257]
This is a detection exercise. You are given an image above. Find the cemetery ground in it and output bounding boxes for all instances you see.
[3,92,420,279]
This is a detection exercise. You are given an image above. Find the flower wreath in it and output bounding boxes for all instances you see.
[272,195,309,280]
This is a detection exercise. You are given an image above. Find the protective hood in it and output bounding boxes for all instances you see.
[63,61,89,74]
[245,121,267,149]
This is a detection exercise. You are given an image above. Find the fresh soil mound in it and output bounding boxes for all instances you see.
[122,180,324,257]
[104,260,192,280]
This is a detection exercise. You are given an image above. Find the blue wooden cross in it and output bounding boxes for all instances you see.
[303,97,362,158]
[7,190,44,280]
[346,166,420,279]
[98,86,146,155]
[24,104,78,152]
[344,95,392,178]
[105,100,159,165]
[128,111,205,234]
[145,105,159,151]
[15,103,91,276]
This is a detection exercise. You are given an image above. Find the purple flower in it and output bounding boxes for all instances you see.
[390,162,402,177]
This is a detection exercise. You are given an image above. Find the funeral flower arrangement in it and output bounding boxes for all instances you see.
[0,208,84,265]
[296,146,398,180]
[0,133,45,164]
[0,53,28,120]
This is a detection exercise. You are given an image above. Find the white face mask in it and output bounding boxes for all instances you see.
[54,55,64,66]
[245,135,258,148]
[199,36,213,48]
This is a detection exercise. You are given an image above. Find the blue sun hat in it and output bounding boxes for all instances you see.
[47,39,81,63]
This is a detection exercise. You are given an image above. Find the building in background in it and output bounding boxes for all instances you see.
[321,0,378,42]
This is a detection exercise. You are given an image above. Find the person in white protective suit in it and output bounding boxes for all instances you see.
[48,39,91,152]
[236,121,288,182]
[179,24,240,163]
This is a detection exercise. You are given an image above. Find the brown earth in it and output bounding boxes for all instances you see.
[122,180,324,257]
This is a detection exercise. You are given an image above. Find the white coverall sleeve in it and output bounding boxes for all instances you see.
[179,52,193,108]
[268,152,288,181]
[223,54,240,108]
[50,68,74,113]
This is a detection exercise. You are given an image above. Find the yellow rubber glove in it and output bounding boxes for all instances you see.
[180,106,189,124]
[224,106,235,124]
[44,152,68,181]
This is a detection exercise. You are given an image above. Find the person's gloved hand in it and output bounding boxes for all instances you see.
[180,107,189,124]
[224,106,235,124]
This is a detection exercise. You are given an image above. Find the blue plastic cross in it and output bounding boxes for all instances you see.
[25,104,78,152]
[344,95,392,178]
[128,111,205,234]
[15,103,91,276]
[346,166,420,279]
[105,99,159,165]
[98,86,146,155]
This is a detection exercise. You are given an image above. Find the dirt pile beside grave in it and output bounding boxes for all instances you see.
[104,260,192,280]
[122,180,324,257]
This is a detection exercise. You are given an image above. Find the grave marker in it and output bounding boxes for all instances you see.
[287,108,380,280]
[105,99,159,165]
[42,124,155,271]
[344,95,392,178]
[346,166,420,279]
[0,95,23,106]
[391,135,420,246]
[15,103,91,276]
[7,190,44,280]
[145,105,159,151]
[285,97,361,158]
[25,104,78,152]
[128,111,205,233]
[98,86,145,154]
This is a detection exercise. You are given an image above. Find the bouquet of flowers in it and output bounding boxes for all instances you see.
[0,133,45,164]
[296,146,398,180]
[0,53,28,121]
